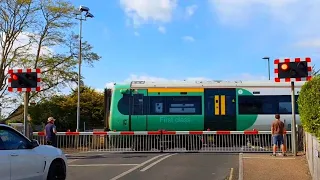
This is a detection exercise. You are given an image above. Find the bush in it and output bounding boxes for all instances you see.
[297,76,320,138]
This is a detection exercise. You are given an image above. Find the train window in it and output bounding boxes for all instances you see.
[238,96,277,114]
[166,96,202,115]
[279,102,292,114]
[278,95,292,114]
[118,94,130,115]
[149,96,165,114]
[239,95,299,115]
[132,94,144,115]
[238,96,263,114]
[262,102,274,114]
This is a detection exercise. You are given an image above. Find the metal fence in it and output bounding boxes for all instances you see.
[305,132,320,180]
[32,130,292,153]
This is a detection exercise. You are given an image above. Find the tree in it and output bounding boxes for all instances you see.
[28,86,104,131]
[0,0,101,114]
[62,86,105,130]
[312,65,319,76]
[297,76,320,138]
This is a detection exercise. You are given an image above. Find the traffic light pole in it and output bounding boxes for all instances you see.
[23,91,29,138]
[291,81,297,156]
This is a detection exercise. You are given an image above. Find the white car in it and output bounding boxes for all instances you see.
[0,124,67,180]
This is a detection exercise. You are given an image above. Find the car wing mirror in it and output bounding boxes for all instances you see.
[31,139,39,148]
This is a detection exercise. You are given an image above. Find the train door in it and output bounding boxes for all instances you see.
[204,89,237,130]
[130,89,148,131]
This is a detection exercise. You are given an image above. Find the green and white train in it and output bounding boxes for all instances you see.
[104,80,302,132]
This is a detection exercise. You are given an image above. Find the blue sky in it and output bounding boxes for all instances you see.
[71,0,319,91]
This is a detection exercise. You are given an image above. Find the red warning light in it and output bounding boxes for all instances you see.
[12,74,18,80]
[281,63,288,70]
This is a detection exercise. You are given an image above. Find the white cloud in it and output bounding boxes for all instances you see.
[158,26,166,34]
[134,32,140,36]
[120,0,178,27]
[93,88,104,93]
[103,73,269,89]
[185,5,198,17]
[294,39,320,48]
[105,82,116,89]
[209,0,299,23]
[209,0,320,37]
[1,32,53,57]
[228,73,268,81]
[182,36,195,42]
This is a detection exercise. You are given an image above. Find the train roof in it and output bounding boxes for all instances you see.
[125,80,305,88]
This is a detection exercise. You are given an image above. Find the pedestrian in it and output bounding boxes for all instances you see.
[44,117,57,147]
[271,114,287,156]
[26,114,33,139]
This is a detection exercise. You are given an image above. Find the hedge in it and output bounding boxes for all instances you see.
[297,76,320,138]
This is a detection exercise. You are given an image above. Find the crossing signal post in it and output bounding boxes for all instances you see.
[8,69,41,138]
[274,57,312,156]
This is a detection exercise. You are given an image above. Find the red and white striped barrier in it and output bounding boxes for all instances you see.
[33,130,290,136]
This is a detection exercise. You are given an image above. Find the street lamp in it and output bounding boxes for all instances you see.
[262,56,270,80]
[75,5,94,132]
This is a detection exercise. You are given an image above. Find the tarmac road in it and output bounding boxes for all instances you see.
[66,152,239,180]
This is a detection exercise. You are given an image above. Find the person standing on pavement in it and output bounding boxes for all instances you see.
[271,114,287,156]
[44,117,57,147]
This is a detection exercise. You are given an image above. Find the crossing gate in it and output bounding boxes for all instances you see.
[32,130,293,153]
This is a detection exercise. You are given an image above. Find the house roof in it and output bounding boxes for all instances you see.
[1,105,24,124]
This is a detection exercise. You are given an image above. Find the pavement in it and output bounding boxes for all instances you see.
[66,152,240,180]
[241,152,312,180]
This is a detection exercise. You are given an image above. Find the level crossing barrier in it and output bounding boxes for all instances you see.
[32,130,292,153]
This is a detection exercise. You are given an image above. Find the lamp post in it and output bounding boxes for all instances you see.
[75,5,94,132]
[262,56,270,80]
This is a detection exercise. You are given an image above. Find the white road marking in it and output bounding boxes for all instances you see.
[228,168,234,180]
[68,159,79,164]
[238,153,243,180]
[140,153,177,172]
[68,164,139,167]
[109,154,168,180]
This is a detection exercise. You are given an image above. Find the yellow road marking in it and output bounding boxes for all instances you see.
[229,168,234,180]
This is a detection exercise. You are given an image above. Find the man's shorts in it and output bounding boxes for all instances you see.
[273,134,284,146]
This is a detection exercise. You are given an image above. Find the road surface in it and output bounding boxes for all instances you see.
[66,152,239,180]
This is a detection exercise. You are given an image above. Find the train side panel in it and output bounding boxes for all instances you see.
[109,85,131,131]
[236,87,300,131]
[146,89,204,131]
[109,83,302,131]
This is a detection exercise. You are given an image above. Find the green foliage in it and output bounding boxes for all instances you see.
[297,76,320,138]
[29,86,104,131]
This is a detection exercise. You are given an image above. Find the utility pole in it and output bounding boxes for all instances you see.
[24,92,29,138]
[75,5,94,132]
[290,81,297,156]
